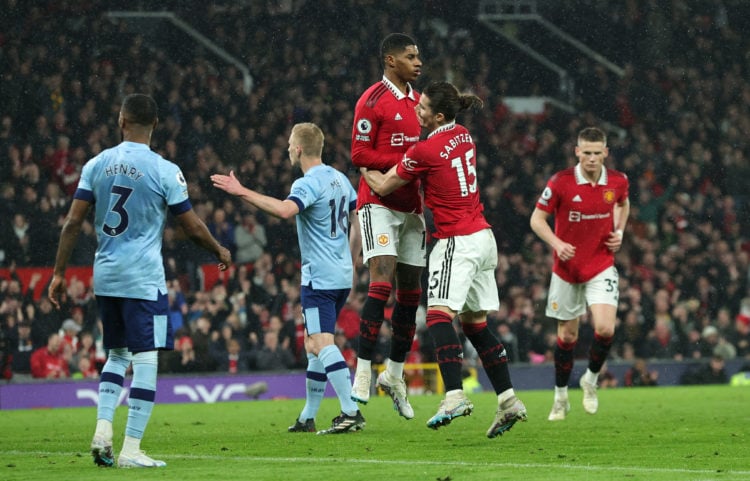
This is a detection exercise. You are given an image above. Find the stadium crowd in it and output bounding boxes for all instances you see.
[1,0,750,384]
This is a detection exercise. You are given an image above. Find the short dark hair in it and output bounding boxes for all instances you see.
[380,33,417,62]
[578,127,607,145]
[423,81,483,121]
[121,93,158,126]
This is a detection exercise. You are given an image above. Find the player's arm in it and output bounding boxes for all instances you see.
[530,207,576,262]
[605,197,630,252]
[175,209,231,269]
[48,198,91,309]
[351,103,402,171]
[211,170,299,220]
[360,164,410,197]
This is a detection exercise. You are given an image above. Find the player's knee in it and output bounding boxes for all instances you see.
[369,256,397,280]
[558,332,578,344]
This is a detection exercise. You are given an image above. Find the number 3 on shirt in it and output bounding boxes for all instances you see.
[104,185,133,236]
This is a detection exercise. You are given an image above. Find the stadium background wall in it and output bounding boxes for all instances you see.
[1,359,745,410]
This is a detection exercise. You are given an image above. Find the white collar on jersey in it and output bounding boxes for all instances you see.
[574,163,608,185]
[381,75,416,100]
[427,121,456,139]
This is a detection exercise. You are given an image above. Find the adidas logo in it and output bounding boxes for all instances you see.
[572,195,582,202]
[395,113,403,120]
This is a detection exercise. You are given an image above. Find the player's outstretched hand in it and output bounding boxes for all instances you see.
[211,170,245,196]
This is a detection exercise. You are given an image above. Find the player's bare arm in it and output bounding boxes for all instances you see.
[48,198,91,309]
[211,170,300,220]
[176,209,231,271]
[360,165,409,197]
[605,198,630,252]
[530,207,576,262]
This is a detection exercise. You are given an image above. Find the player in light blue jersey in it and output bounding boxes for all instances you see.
[48,94,232,468]
[212,122,365,434]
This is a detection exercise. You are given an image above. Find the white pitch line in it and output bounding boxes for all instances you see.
[4,450,750,477]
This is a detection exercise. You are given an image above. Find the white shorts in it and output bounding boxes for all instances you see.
[427,229,499,313]
[545,266,619,320]
[358,204,426,267]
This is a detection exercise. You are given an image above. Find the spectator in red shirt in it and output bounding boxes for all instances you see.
[30,332,69,379]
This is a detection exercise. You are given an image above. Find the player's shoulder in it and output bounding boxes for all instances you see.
[607,168,629,182]
[550,166,576,183]
[357,81,391,109]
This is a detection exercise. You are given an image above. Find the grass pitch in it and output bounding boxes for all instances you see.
[1,385,748,481]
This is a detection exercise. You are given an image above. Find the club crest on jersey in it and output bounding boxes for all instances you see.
[377,233,390,247]
[550,301,559,312]
[603,189,615,204]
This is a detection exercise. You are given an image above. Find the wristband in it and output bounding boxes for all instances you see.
[616,229,624,236]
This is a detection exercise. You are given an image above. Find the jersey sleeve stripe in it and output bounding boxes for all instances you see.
[168,199,192,216]
[74,188,94,202]
[365,83,388,108]
[288,196,305,212]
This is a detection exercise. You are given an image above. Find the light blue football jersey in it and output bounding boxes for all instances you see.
[287,164,357,290]
[75,141,191,301]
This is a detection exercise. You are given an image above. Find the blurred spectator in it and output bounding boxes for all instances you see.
[72,356,99,380]
[624,358,659,387]
[168,335,201,373]
[597,362,619,388]
[59,318,81,352]
[207,208,236,258]
[680,355,728,385]
[30,332,69,379]
[9,320,34,381]
[234,212,267,264]
[30,296,62,349]
[249,330,296,371]
[216,337,250,374]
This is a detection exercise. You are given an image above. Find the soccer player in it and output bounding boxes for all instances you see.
[530,126,630,421]
[350,33,426,419]
[48,93,232,468]
[211,122,365,434]
[361,81,527,438]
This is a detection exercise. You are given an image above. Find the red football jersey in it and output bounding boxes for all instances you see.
[351,77,422,213]
[396,122,490,238]
[535,164,630,283]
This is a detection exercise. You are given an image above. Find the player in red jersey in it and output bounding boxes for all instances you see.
[349,33,426,419]
[362,81,527,438]
[530,126,630,421]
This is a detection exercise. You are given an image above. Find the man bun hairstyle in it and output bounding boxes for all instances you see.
[423,81,483,122]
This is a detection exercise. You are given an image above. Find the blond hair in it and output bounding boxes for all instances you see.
[291,123,324,157]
